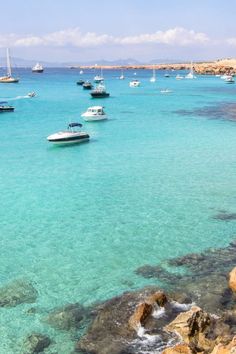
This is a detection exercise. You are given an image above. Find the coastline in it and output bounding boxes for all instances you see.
[71,58,236,75]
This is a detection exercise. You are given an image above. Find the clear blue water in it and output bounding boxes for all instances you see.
[0,68,236,352]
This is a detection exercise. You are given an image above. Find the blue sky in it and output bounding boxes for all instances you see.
[1,0,236,62]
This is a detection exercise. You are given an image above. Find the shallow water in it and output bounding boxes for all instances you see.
[0,68,236,352]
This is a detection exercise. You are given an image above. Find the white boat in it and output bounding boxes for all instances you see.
[28,92,36,97]
[225,75,235,84]
[164,71,170,77]
[160,89,172,94]
[119,69,125,80]
[176,74,184,80]
[81,106,107,121]
[47,123,90,145]
[0,48,19,83]
[94,67,104,83]
[150,67,156,82]
[32,62,44,73]
[129,79,140,87]
[185,62,196,79]
[80,70,84,74]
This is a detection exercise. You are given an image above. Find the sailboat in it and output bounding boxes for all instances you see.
[94,67,104,83]
[150,66,156,82]
[119,68,125,80]
[185,61,196,79]
[0,48,19,83]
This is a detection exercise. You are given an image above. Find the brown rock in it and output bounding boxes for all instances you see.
[128,302,153,331]
[229,267,236,293]
[146,291,168,306]
[210,336,236,354]
[162,343,193,354]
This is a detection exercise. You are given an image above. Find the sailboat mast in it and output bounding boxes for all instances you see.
[6,48,12,77]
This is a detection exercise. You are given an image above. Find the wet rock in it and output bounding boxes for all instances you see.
[229,267,236,292]
[21,333,51,354]
[76,287,171,354]
[213,213,236,221]
[0,279,38,308]
[162,343,194,354]
[46,303,88,330]
[135,264,182,282]
[210,336,236,354]
[128,302,153,331]
[145,291,168,306]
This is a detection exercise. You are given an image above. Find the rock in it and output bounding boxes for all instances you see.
[0,279,38,308]
[165,306,215,352]
[229,267,236,292]
[128,302,153,331]
[213,213,236,221]
[162,343,194,354]
[210,336,236,354]
[21,333,51,354]
[76,287,169,354]
[46,303,87,330]
[146,291,168,306]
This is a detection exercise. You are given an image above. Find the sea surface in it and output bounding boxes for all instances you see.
[0,68,236,353]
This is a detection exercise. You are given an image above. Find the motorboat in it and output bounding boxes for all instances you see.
[0,48,19,83]
[176,74,184,80]
[90,84,110,98]
[47,123,90,145]
[32,62,44,73]
[81,106,107,121]
[164,71,170,77]
[83,81,93,90]
[77,79,85,85]
[150,67,156,82]
[225,76,235,84]
[129,79,140,87]
[79,70,84,74]
[185,62,196,79]
[0,101,14,112]
[28,92,36,97]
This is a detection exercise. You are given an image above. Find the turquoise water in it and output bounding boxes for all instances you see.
[0,68,236,352]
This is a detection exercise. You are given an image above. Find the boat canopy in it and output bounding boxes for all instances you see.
[0,101,8,104]
[68,122,83,128]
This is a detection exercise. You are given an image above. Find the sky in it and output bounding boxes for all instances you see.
[1,0,236,63]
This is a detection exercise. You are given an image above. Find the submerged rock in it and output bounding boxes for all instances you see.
[213,212,236,221]
[229,267,236,293]
[46,303,88,330]
[21,333,51,354]
[0,279,38,308]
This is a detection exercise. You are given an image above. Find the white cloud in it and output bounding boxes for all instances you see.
[0,27,209,49]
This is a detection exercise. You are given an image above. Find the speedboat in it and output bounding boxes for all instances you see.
[28,92,36,97]
[83,81,93,90]
[129,79,140,87]
[47,123,90,145]
[0,101,14,112]
[77,79,85,85]
[81,106,107,121]
[90,84,110,98]
[32,63,44,73]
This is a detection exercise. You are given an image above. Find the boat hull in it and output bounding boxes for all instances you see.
[0,107,14,112]
[90,93,110,98]
[0,77,19,83]
[47,132,90,145]
[82,115,107,121]
[32,69,44,73]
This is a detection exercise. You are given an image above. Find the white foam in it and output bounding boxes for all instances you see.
[152,306,166,318]
[171,301,194,311]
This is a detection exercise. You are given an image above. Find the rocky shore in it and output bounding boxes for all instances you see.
[1,240,236,353]
[74,58,236,75]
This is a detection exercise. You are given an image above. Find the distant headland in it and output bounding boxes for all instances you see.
[71,58,236,75]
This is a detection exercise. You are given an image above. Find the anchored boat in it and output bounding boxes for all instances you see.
[47,123,90,145]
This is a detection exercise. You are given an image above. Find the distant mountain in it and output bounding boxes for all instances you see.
[0,57,63,68]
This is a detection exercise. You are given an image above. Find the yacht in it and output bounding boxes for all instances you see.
[81,106,107,121]
[83,81,93,90]
[90,84,110,98]
[0,101,14,112]
[0,48,19,83]
[32,63,44,73]
[47,123,90,145]
[129,79,140,87]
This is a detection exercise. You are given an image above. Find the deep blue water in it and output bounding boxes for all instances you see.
[0,68,236,352]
